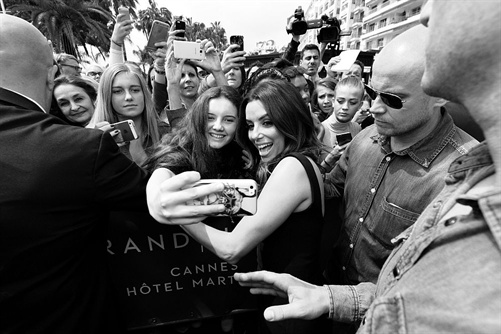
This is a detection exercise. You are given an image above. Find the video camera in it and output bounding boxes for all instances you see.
[287,7,341,44]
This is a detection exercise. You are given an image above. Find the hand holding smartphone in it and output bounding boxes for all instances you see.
[188,179,258,216]
[117,6,131,22]
[173,40,206,60]
[174,20,186,38]
[146,20,170,51]
[111,120,139,143]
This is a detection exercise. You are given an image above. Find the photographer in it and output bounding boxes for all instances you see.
[283,7,342,83]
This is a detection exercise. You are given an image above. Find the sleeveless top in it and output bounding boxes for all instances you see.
[259,152,325,285]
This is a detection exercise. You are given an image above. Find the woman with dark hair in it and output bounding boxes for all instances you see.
[144,85,251,179]
[179,79,328,334]
[51,75,98,127]
[311,77,337,122]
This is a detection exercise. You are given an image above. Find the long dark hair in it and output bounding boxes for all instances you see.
[238,79,322,185]
[144,86,250,178]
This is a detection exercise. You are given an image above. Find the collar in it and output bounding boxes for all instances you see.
[0,87,47,113]
[370,108,456,168]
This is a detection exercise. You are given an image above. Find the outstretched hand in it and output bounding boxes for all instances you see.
[234,271,329,321]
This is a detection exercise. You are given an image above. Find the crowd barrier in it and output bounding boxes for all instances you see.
[107,211,258,331]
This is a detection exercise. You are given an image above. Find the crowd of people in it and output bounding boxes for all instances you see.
[0,0,500,333]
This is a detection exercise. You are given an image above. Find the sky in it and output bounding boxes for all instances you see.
[130,0,311,55]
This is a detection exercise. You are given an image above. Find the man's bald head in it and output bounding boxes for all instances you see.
[368,25,441,149]
[0,14,57,110]
[372,25,428,88]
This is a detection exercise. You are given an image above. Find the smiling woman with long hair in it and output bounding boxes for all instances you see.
[178,79,328,334]
[144,85,251,179]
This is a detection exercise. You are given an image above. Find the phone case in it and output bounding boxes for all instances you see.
[173,41,206,60]
[146,20,170,51]
[117,6,131,22]
[113,120,138,143]
[188,179,258,216]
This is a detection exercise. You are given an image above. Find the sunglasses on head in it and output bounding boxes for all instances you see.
[365,84,406,109]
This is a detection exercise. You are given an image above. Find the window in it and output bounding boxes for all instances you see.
[377,38,384,48]
[379,18,387,28]
[368,23,376,32]
[411,6,421,16]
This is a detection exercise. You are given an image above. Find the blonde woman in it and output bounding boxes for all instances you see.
[88,63,168,166]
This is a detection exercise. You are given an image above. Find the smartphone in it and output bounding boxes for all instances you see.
[188,179,258,216]
[174,20,186,38]
[117,6,131,22]
[111,120,139,143]
[336,132,353,146]
[230,35,244,52]
[146,20,170,51]
[173,40,206,60]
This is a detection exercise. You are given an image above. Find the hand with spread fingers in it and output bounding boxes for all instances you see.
[234,271,329,321]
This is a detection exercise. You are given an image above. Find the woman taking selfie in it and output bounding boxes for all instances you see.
[177,80,328,334]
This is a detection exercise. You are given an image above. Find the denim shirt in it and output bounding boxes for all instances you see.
[357,142,501,333]
[325,109,478,286]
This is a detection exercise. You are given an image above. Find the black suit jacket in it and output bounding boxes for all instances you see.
[0,87,149,333]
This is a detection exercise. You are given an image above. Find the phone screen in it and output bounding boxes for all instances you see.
[230,35,244,52]
[336,132,352,146]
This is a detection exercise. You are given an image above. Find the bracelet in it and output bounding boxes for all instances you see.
[111,39,123,48]
[324,285,334,319]
[154,67,165,75]
[323,159,333,168]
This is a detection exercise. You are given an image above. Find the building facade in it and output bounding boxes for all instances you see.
[299,0,424,52]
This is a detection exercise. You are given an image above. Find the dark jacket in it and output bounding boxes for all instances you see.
[0,87,148,333]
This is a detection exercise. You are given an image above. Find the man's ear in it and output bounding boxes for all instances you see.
[44,64,58,111]
[47,64,58,92]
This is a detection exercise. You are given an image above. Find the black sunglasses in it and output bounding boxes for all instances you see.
[365,84,406,109]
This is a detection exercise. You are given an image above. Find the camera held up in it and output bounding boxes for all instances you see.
[287,7,341,44]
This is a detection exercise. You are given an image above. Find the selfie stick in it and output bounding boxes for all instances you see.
[1,0,6,14]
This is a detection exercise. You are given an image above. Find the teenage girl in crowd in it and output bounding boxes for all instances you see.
[88,63,168,166]
[144,85,252,179]
[311,77,337,122]
[177,80,329,334]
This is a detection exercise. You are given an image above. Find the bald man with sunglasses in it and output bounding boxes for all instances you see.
[318,25,479,332]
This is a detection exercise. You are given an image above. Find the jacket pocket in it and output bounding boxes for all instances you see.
[361,293,407,334]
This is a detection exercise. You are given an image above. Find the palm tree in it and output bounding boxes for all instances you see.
[208,21,227,52]
[7,0,113,58]
[135,0,171,37]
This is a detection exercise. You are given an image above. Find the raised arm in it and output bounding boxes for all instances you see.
[181,157,316,264]
[108,9,133,66]
[204,44,246,89]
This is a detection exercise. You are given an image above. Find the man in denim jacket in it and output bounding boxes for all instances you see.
[234,1,501,332]
[321,23,478,327]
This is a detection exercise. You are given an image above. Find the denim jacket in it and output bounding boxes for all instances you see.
[357,142,501,333]
[325,109,478,287]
